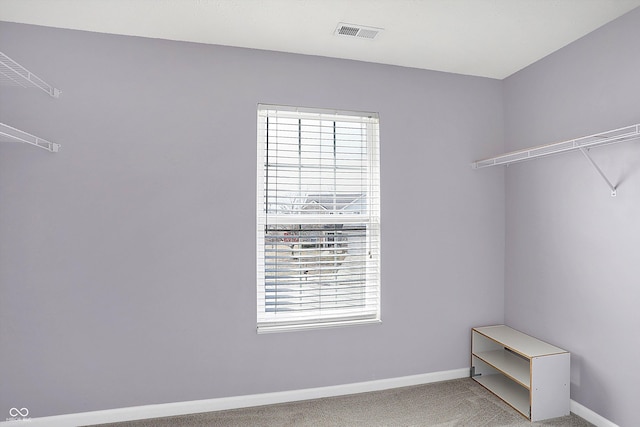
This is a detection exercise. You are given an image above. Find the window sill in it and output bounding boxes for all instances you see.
[257,318,381,334]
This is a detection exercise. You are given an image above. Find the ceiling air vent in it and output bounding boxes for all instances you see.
[334,23,383,40]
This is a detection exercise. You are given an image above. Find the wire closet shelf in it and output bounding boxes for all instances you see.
[472,124,640,197]
[472,124,640,169]
[0,51,60,98]
[0,50,62,153]
[0,122,61,152]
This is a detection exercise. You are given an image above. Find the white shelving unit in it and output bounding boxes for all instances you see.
[471,325,570,422]
[0,51,61,153]
[472,124,640,196]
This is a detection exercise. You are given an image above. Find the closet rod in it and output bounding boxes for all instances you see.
[0,51,61,98]
[0,122,61,152]
[472,124,640,169]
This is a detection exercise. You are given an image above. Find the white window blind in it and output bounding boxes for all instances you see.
[257,105,380,333]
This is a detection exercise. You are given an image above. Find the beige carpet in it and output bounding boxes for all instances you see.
[89,378,593,427]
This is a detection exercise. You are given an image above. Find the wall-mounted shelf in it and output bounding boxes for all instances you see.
[0,122,60,152]
[0,51,61,98]
[472,124,640,196]
[0,51,62,153]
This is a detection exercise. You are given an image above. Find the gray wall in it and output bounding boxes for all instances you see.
[0,23,505,418]
[503,7,640,427]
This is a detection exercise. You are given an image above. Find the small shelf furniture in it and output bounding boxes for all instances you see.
[471,325,570,421]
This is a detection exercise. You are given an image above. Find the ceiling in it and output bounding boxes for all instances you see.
[1,0,639,79]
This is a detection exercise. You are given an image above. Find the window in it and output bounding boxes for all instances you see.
[257,104,380,333]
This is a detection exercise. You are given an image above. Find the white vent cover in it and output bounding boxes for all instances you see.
[334,23,383,40]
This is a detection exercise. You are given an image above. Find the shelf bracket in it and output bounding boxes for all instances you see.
[579,148,616,196]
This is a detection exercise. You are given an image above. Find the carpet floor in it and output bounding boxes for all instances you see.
[89,378,594,427]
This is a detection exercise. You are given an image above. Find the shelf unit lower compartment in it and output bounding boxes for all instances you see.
[472,355,530,418]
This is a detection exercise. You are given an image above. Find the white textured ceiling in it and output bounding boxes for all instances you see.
[1,0,639,79]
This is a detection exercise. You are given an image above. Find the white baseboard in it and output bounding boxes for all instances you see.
[570,400,619,427]
[2,370,618,427]
[0,368,469,427]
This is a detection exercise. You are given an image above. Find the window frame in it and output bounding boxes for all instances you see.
[256,104,381,333]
